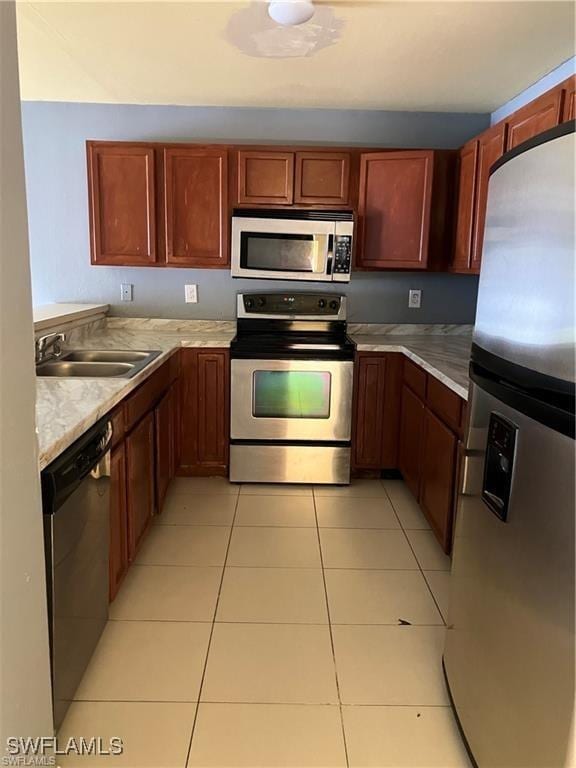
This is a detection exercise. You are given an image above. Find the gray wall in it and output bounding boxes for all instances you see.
[22,101,487,322]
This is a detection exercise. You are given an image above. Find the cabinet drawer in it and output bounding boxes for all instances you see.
[110,405,126,448]
[427,376,462,432]
[403,359,427,399]
[125,363,170,431]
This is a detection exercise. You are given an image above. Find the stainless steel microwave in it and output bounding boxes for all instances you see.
[231,209,353,282]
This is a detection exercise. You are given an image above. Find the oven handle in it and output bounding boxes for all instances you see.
[326,234,334,276]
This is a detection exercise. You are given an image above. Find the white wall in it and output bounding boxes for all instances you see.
[491,56,576,124]
[0,0,53,753]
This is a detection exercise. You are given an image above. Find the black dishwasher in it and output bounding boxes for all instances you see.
[41,418,112,731]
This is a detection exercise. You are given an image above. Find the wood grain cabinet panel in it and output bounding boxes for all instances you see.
[87,143,157,266]
[398,383,426,499]
[154,390,173,512]
[164,147,228,267]
[560,75,576,122]
[506,88,564,150]
[126,411,155,560]
[179,349,230,475]
[470,123,507,272]
[420,408,457,553]
[294,152,351,205]
[109,442,128,602]
[452,140,479,273]
[237,151,294,205]
[357,151,434,269]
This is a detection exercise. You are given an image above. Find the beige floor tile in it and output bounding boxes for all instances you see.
[343,705,471,768]
[135,525,230,566]
[168,477,239,496]
[202,623,338,704]
[227,527,321,568]
[156,494,237,526]
[188,703,346,767]
[424,570,452,622]
[406,529,452,571]
[333,625,448,705]
[325,569,443,625]
[235,495,316,527]
[110,565,222,622]
[58,702,196,767]
[315,496,400,529]
[216,567,328,624]
[240,483,313,497]
[74,621,211,702]
[382,479,431,530]
[314,479,388,498]
[320,529,418,570]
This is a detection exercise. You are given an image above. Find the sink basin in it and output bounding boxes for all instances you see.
[36,350,162,378]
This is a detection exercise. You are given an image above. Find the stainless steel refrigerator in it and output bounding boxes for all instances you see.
[444,121,575,768]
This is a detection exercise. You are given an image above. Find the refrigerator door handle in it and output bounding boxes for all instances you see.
[461,451,484,496]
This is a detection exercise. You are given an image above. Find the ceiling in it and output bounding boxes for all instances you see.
[16,0,575,112]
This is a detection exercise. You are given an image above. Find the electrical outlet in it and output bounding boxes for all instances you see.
[185,284,198,304]
[120,283,133,302]
[408,289,422,309]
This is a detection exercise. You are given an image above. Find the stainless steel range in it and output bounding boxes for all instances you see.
[229,292,355,484]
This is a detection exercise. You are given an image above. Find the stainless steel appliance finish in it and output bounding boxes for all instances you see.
[231,209,353,282]
[231,358,353,442]
[444,123,575,768]
[42,419,112,730]
[230,291,355,484]
[230,444,351,484]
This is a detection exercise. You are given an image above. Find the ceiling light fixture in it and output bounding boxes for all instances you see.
[268,1,315,26]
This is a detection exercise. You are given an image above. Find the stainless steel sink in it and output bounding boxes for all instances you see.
[36,350,162,378]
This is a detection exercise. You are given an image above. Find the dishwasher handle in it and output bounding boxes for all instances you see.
[42,419,112,512]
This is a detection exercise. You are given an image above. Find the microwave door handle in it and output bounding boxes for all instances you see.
[325,234,334,276]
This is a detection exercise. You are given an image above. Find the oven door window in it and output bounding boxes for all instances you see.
[240,233,325,274]
[253,371,331,418]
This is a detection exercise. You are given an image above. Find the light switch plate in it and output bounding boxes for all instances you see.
[408,289,422,309]
[120,283,133,302]
[185,284,198,304]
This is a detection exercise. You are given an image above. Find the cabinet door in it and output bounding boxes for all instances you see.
[506,87,563,150]
[109,442,128,602]
[126,412,155,560]
[164,147,228,267]
[470,123,507,271]
[357,151,434,269]
[155,391,173,512]
[398,383,426,499]
[452,140,479,273]
[353,355,387,469]
[237,150,294,205]
[560,75,576,122]
[420,408,457,553]
[294,152,351,205]
[87,143,157,266]
[179,349,230,475]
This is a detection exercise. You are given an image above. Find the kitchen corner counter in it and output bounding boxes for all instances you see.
[351,333,472,400]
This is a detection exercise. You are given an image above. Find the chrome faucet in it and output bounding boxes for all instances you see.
[36,332,66,364]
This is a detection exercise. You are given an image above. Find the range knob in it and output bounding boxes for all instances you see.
[245,298,254,309]
[257,296,266,308]
[329,300,339,311]
[318,299,327,309]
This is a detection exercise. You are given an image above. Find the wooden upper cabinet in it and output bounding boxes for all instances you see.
[237,150,294,205]
[560,75,576,122]
[87,143,157,266]
[452,140,479,273]
[470,123,507,271]
[506,87,563,150]
[294,151,351,205]
[357,151,434,269]
[164,147,228,267]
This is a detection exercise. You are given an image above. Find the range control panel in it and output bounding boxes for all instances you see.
[333,235,352,278]
[240,293,344,317]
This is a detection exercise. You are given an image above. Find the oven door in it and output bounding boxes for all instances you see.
[231,217,335,281]
[230,358,354,441]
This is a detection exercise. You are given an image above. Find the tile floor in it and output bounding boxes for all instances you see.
[59,478,470,767]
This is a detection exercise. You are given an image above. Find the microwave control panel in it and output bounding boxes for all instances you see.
[333,235,352,280]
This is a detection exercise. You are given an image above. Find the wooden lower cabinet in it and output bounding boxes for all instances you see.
[398,384,426,499]
[155,388,175,511]
[419,408,458,553]
[179,349,230,475]
[126,411,156,560]
[109,442,128,602]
